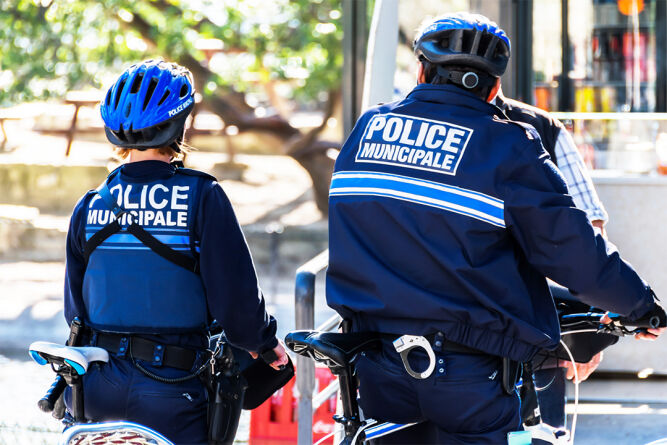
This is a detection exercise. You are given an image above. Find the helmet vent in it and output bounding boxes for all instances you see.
[438,37,450,50]
[143,77,159,111]
[484,36,500,59]
[124,102,131,118]
[179,83,189,99]
[115,125,127,142]
[158,89,170,106]
[130,72,144,94]
[105,90,111,107]
[114,78,126,110]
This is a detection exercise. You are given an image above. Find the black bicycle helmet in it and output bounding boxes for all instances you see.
[100,60,195,151]
[414,12,511,81]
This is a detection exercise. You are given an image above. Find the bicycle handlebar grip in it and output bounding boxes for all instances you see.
[38,375,67,413]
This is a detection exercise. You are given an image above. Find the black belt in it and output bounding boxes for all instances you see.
[95,333,202,371]
[424,332,486,355]
[379,332,485,355]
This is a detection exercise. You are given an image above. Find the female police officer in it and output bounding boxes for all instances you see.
[63,60,287,444]
[325,13,665,444]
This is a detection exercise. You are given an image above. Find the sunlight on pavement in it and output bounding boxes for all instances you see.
[566,403,667,415]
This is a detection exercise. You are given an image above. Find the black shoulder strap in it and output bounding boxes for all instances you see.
[83,219,121,263]
[83,173,123,263]
[83,171,200,274]
[95,172,124,219]
[126,223,199,273]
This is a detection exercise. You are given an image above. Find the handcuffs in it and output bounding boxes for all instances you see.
[392,335,436,379]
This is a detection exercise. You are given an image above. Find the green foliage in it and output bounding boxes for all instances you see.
[0,0,343,107]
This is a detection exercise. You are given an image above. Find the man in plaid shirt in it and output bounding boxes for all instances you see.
[496,90,608,431]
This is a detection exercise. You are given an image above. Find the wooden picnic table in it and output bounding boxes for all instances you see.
[64,90,103,156]
[0,114,20,151]
[0,108,39,152]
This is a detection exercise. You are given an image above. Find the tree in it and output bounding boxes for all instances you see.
[0,0,345,213]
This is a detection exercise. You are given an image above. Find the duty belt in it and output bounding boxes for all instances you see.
[95,333,201,371]
[379,332,484,355]
[381,332,485,380]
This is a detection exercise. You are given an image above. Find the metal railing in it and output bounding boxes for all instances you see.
[294,249,340,445]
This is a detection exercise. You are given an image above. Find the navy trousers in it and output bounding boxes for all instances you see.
[534,367,567,429]
[355,341,520,444]
[65,355,208,445]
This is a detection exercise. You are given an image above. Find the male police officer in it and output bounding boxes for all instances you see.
[326,13,665,444]
[64,60,287,444]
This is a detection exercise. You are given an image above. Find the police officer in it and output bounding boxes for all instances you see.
[325,13,665,444]
[63,60,287,444]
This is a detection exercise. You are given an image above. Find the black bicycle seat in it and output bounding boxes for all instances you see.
[285,331,382,369]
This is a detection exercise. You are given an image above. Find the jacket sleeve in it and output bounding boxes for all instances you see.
[502,136,655,319]
[196,181,278,352]
[64,194,90,325]
[553,128,609,223]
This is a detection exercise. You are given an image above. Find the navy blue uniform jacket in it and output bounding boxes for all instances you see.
[64,160,277,352]
[326,84,655,362]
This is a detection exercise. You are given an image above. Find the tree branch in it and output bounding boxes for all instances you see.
[124,11,301,139]
[286,88,340,156]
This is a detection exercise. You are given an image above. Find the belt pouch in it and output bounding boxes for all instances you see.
[208,371,246,445]
[502,357,522,395]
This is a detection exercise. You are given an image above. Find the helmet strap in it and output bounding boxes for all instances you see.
[435,66,496,90]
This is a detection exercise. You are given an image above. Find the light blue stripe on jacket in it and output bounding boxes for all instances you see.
[84,233,190,245]
[330,171,505,227]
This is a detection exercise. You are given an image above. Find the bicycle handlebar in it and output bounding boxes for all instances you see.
[560,311,666,336]
[38,375,67,413]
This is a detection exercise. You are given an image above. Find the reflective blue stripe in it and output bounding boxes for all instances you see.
[365,422,417,439]
[86,227,188,233]
[85,233,190,245]
[330,171,505,228]
[93,245,192,251]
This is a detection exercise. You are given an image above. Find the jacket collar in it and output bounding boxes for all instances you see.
[120,160,176,183]
[406,83,502,116]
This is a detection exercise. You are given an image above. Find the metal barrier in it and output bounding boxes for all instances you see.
[294,249,338,445]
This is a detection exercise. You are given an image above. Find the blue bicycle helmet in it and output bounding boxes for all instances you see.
[101,60,195,151]
[414,13,511,78]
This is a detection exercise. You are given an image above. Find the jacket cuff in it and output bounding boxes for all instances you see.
[626,286,657,321]
[258,336,279,354]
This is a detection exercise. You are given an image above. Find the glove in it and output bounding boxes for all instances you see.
[634,299,667,329]
[630,289,666,329]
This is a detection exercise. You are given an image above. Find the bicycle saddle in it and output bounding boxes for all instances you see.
[29,341,109,376]
[285,330,381,368]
